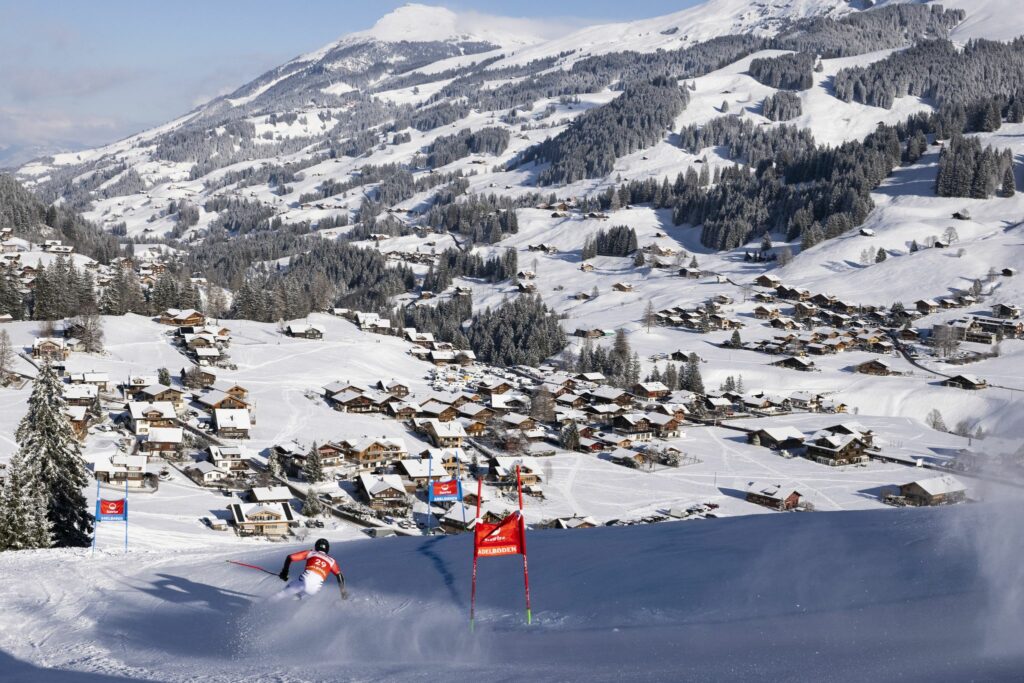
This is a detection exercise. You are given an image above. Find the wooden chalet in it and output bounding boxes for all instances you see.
[899,475,966,506]
[229,502,295,537]
[745,482,801,510]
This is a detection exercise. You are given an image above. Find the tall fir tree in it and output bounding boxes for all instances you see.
[14,362,92,547]
[0,450,53,550]
[303,443,325,483]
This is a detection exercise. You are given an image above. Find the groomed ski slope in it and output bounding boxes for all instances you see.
[1,504,1023,682]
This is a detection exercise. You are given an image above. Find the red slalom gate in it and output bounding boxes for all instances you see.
[470,465,533,630]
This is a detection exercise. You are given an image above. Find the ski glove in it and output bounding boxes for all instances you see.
[279,570,288,582]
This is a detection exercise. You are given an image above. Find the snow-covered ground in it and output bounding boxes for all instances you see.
[2,502,1023,681]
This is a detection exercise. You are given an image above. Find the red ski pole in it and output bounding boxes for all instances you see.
[226,560,277,577]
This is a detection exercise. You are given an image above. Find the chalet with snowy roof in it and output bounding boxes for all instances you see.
[915,299,939,315]
[95,454,154,489]
[329,389,392,413]
[134,384,185,410]
[489,456,542,486]
[285,323,325,339]
[127,401,177,434]
[209,445,248,472]
[65,406,89,440]
[396,459,448,488]
[609,447,646,468]
[185,460,226,486]
[159,308,205,327]
[747,426,805,450]
[419,400,458,422]
[489,392,530,413]
[139,427,183,458]
[249,486,293,504]
[771,356,815,371]
[745,482,801,510]
[229,502,295,537]
[213,408,251,439]
[63,383,98,407]
[942,374,987,390]
[501,413,535,431]
[899,475,967,506]
[195,389,249,412]
[375,379,409,398]
[32,337,69,361]
[356,473,408,511]
[613,413,654,441]
[754,273,781,288]
[631,381,670,399]
[551,515,598,530]
[992,303,1021,320]
[341,437,408,469]
[856,359,898,376]
[387,400,421,420]
[424,419,466,448]
[805,431,871,465]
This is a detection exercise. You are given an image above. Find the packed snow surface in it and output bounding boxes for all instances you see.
[1,504,1023,681]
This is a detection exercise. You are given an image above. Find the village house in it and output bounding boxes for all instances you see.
[68,371,111,392]
[285,323,326,339]
[66,406,89,441]
[213,408,252,439]
[195,389,249,412]
[228,502,296,537]
[419,400,458,422]
[212,381,249,401]
[915,299,939,315]
[745,482,801,510]
[899,475,967,506]
[209,445,249,473]
[631,381,670,400]
[376,379,410,398]
[489,456,543,486]
[341,437,408,470]
[992,303,1021,320]
[134,384,185,411]
[396,459,449,489]
[63,383,98,407]
[747,426,805,450]
[646,412,682,438]
[613,413,654,441]
[32,337,70,361]
[612,282,634,292]
[139,427,183,458]
[356,473,409,512]
[609,447,647,468]
[423,419,467,448]
[189,460,228,486]
[754,273,781,288]
[855,359,898,376]
[127,401,177,435]
[771,356,816,372]
[805,430,871,465]
[94,454,155,489]
[159,308,205,327]
[942,374,987,390]
[249,486,292,504]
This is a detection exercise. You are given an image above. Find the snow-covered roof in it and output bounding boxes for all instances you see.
[250,486,293,502]
[214,408,251,429]
[907,475,966,497]
[146,427,183,443]
[128,401,176,420]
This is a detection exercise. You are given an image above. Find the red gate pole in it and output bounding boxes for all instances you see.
[517,466,532,625]
[470,477,483,632]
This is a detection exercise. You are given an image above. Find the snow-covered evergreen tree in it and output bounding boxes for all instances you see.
[303,443,325,483]
[0,450,53,551]
[13,362,92,547]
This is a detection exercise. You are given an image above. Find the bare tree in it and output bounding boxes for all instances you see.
[76,314,104,354]
[643,300,657,332]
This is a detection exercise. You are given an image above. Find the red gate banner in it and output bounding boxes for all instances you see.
[430,478,462,503]
[474,511,525,557]
[97,498,127,521]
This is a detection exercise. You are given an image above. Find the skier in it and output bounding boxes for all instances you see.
[273,538,348,602]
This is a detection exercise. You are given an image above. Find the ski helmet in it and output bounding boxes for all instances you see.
[315,538,330,553]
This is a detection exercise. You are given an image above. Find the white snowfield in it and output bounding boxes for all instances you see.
[1,504,1023,681]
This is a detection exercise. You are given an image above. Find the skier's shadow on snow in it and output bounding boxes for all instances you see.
[136,573,257,610]
[416,537,461,605]
[96,574,260,658]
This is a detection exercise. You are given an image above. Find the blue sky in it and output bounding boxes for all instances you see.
[0,1,701,163]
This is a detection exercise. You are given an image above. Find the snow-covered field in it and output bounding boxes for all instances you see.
[2,503,1024,681]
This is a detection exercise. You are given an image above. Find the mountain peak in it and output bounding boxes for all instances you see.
[346,3,541,47]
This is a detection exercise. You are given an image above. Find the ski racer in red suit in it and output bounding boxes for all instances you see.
[273,538,347,601]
